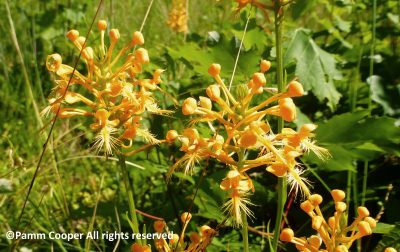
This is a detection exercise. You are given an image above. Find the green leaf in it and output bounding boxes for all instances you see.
[374,222,395,234]
[369,75,400,116]
[284,29,342,110]
[305,111,400,171]
[374,222,400,251]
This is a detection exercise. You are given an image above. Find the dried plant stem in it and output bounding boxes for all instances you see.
[272,1,287,251]
[118,154,140,243]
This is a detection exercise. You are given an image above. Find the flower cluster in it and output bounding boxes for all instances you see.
[280,190,376,251]
[166,61,329,226]
[131,212,216,252]
[44,20,171,156]
[167,0,189,33]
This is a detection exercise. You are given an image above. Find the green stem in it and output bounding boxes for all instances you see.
[361,0,377,208]
[242,210,249,252]
[118,154,140,243]
[272,1,287,251]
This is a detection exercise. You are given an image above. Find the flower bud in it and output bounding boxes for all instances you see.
[132,31,145,45]
[357,207,370,218]
[206,85,220,101]
[153,220,165,233]
[309,194,323,206]
[200,225,212,237]
[109,28,120,42]
[358,221,372,236]
[239,130,257,147]
[311,216,324,230]
[181,212,192,223]
[166,130,179,143]
[135,48,150,64]
[384,248,397,252]
[335,202,347,212]
[266,164,287,177]
[308,235,322,247]
[331,189,346,202]
[46,54,62,72]
[66,30,79,41]
[199,96,212,110]
[286,80,304,97]
[182,98,197,115]
[279,228,294,242]
[328,216,335,229]
[364,217,377,229]
[335,245,349,252]
[279,98,296,122]
[208,63,221,77]
[189,232,201,243]
[82,47,94,61]
[97,20,107,31]
[169,233,179,245]
[260,60,271,73]
[252,73,266,88]
[300,200,314,213]
[76,36,86,47]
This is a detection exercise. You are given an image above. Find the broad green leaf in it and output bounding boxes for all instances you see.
[369,75,400,116]
[374,222,395,234]
[284,29,342,110]
[305,111,400,171]
[374,222,400,251]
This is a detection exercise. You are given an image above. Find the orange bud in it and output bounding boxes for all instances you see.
[335,202,347,212]
[364,217,377,229]
[309,194,323,206]
[46,54,62,72]
[166,130,179,143]
[286,80,304,97]
[331,189,346,202]
[95,109,109,127]
[82,47,94,61]
[97,20,107,30]
[200,225,213,236]
[358,221,372,236]
[335,245,349,252]
[132,31,145,45]
[206,85,220,101]
[260,60,271,73]
[109,28,120,42]
[181,212,192,223]
[279,98,296,122]
[153,220,165,233]
[328,216,335,229]
[384,248,397,252]
[279,228,294,242]
[357,207,370,218]
[208,63,221,77]
[266,164,287,177]
[66,30,79,41]
[252,73,266,88]
[199,96,212,110]
[182,98,197,115]
[135,48,150,64]
[239,130,257,147]
[308,235,322,247]
[189,232,201,243]
[311,216,324,230]
[300,200,314,213]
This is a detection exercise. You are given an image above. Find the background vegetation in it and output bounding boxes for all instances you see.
[0,0,399,251]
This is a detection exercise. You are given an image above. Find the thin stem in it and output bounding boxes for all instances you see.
[272,1,287,251]
[361,0,377,208]
[118,154,140,243]
[242,210,249,252]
